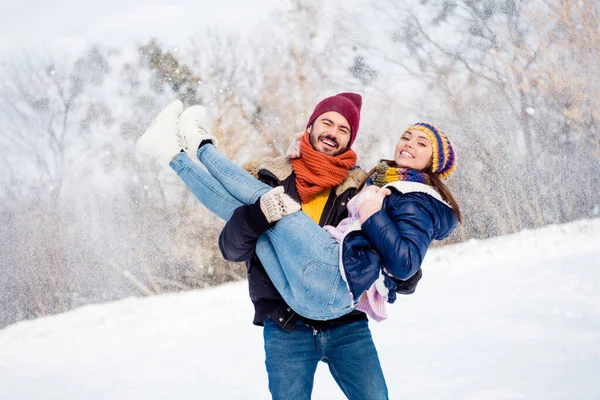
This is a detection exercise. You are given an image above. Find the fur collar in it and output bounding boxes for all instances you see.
[243,155,367,196]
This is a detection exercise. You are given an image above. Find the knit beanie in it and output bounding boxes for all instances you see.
[404,122,456,179]
[306,92,362,147]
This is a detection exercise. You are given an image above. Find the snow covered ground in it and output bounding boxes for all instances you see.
[1,218,599,400]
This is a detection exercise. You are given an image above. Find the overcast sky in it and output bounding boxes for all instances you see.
[0,0,275,56]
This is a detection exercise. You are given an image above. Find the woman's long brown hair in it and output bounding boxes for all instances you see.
[357,159,462,223]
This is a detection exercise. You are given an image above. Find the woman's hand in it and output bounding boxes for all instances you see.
[286,131,305,159]
[358,187,392,224]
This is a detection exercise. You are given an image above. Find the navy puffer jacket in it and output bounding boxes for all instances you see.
[341,181,458,300]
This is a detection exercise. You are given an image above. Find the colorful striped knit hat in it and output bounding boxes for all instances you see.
[404,122,456,179]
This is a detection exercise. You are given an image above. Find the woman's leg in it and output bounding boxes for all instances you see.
[174,145,355,318]
[196,144,272,205]
[256,212,356,320]
[170,152,245,221]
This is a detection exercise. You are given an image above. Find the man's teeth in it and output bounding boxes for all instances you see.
[322,139,336,147]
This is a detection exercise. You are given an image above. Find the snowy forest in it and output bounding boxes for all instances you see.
[1,0,599,329]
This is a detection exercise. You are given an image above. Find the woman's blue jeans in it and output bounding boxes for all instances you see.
[170,145,356,320]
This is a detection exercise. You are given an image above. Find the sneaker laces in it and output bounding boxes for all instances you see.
[196,120,212,144]
[175,131,187,149]
[178,119,212,152]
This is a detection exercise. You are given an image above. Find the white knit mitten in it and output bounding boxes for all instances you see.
[356,185,391,224]
[352,185,380,209]
[259,186,301,223]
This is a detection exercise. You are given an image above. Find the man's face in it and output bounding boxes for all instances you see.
[308,111,352,156]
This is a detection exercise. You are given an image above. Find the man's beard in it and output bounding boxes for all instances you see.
[310,132,346,156]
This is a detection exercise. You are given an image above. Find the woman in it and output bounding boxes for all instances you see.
[137,100,461,321]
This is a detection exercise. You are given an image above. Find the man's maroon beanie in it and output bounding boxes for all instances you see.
[306,92,362,147]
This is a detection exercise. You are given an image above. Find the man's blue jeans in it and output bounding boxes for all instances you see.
[170,146,356,320]
[264,318,388,400]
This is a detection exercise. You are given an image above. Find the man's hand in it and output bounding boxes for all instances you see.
[358,187,392,224]
[286,131,305,159]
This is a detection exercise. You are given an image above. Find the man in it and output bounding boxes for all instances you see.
[219,93,390,399]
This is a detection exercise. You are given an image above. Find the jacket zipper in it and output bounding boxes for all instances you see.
[322,196,338,226]
[322,185,353,226]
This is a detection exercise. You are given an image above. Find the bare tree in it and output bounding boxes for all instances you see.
[0,47,116,324]
[341,0,600,237]
[520,0,600,159]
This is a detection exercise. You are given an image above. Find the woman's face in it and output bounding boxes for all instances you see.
[394,129,433,171]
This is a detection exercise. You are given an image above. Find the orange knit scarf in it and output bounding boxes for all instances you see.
[290,132,358,203]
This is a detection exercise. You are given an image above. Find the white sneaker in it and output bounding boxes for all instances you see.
[136,99,184,166]
[178,105,218,158]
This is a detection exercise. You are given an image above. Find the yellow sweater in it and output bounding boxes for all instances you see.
[301,189,331,224]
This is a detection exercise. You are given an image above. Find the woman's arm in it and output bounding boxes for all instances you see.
[360,195,435,281]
